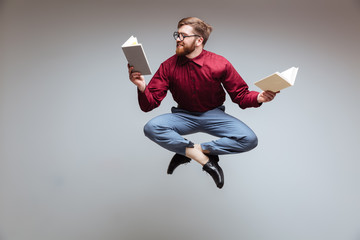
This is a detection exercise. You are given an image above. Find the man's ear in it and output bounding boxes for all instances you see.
[196,37,204,46]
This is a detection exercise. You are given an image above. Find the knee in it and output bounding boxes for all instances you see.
[143,118,166,139]
[233,132,258,152]
[244,133,258,151]
[143,120,156,139]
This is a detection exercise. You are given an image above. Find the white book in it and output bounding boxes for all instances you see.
[255,67,299,92]
[122,36,152,75]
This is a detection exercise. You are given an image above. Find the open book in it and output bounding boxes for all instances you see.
[122,36,152,75]
[255,67,299,92]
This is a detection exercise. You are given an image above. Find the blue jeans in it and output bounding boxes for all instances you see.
[143,106,258,156]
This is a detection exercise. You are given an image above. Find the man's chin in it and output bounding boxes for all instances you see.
[176,48,186,56]
[176,45,195,56]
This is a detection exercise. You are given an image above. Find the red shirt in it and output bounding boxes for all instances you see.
[138,50,261,112]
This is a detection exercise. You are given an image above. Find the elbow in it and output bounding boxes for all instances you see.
[140,104,153,112]
[139,102,158,112]
[238,103,247,110]
[141,107,152,113]
[239,105,246,110]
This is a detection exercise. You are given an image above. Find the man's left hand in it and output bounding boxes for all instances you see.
[257,90,279,103]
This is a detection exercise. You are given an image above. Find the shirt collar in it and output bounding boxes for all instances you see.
[178,50,206,67]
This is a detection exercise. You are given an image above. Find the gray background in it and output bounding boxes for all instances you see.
[1,0,359,239]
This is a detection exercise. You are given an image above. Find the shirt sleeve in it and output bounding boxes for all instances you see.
[221,62,262,109]
[137,63,169,112]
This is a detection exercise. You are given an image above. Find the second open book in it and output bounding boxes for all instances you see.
[255,67,299,92]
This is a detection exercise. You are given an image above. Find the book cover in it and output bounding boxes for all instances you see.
[255,67,299,92]
[122,36,152,75]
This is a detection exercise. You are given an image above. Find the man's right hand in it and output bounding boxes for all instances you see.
[128,64,146,92]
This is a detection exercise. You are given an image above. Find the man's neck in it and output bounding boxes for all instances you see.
[186,47,203,59]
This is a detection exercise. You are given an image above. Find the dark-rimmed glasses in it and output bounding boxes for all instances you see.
[173,31,200,41]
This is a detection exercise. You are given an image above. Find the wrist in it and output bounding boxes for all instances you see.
[257,93,262,103]
[138,83,146,93]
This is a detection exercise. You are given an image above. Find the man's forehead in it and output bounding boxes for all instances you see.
[178,25,195,34]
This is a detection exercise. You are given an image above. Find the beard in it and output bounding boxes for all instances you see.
[176,39,196,56]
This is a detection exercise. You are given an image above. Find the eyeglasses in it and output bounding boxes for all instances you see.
[173,31,200,41]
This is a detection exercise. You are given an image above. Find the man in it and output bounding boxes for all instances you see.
[128,17,277,189]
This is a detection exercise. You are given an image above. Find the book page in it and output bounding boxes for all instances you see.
[122,36,138,47]
[280,67,298,85]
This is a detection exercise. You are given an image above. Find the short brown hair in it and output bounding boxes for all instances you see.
[177,17,213,46]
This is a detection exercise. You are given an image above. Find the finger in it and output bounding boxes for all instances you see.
[130,71,139,80]
[262,93,273,102]
[130,73,138,80]
[131,72,142,80]
[263,92,271,99]
[266,92,276,98]
[129,71,135,78]
[265,90,275,96]
[267,93,275,99]
[128,67,134,75]
[265,90,277,95]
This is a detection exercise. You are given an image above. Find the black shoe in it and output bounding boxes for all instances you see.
[167,153,191,174]
[207,154,219,163]
[202,155,224,189]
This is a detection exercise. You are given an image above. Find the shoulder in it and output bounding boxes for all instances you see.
[155,54,178,76]
[202,50,233,71]
[202,50,233,73]
[161,54,179,66]
[203,50,230,63]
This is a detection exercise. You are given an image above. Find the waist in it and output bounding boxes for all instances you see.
[171,105,225,115]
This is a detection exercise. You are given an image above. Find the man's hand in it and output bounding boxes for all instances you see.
[257,90,279,103]
[128,64,146,92]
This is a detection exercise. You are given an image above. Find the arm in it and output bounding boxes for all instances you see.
[222,62,278,108]
[221,62,261,109]
[128,63,169,112]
